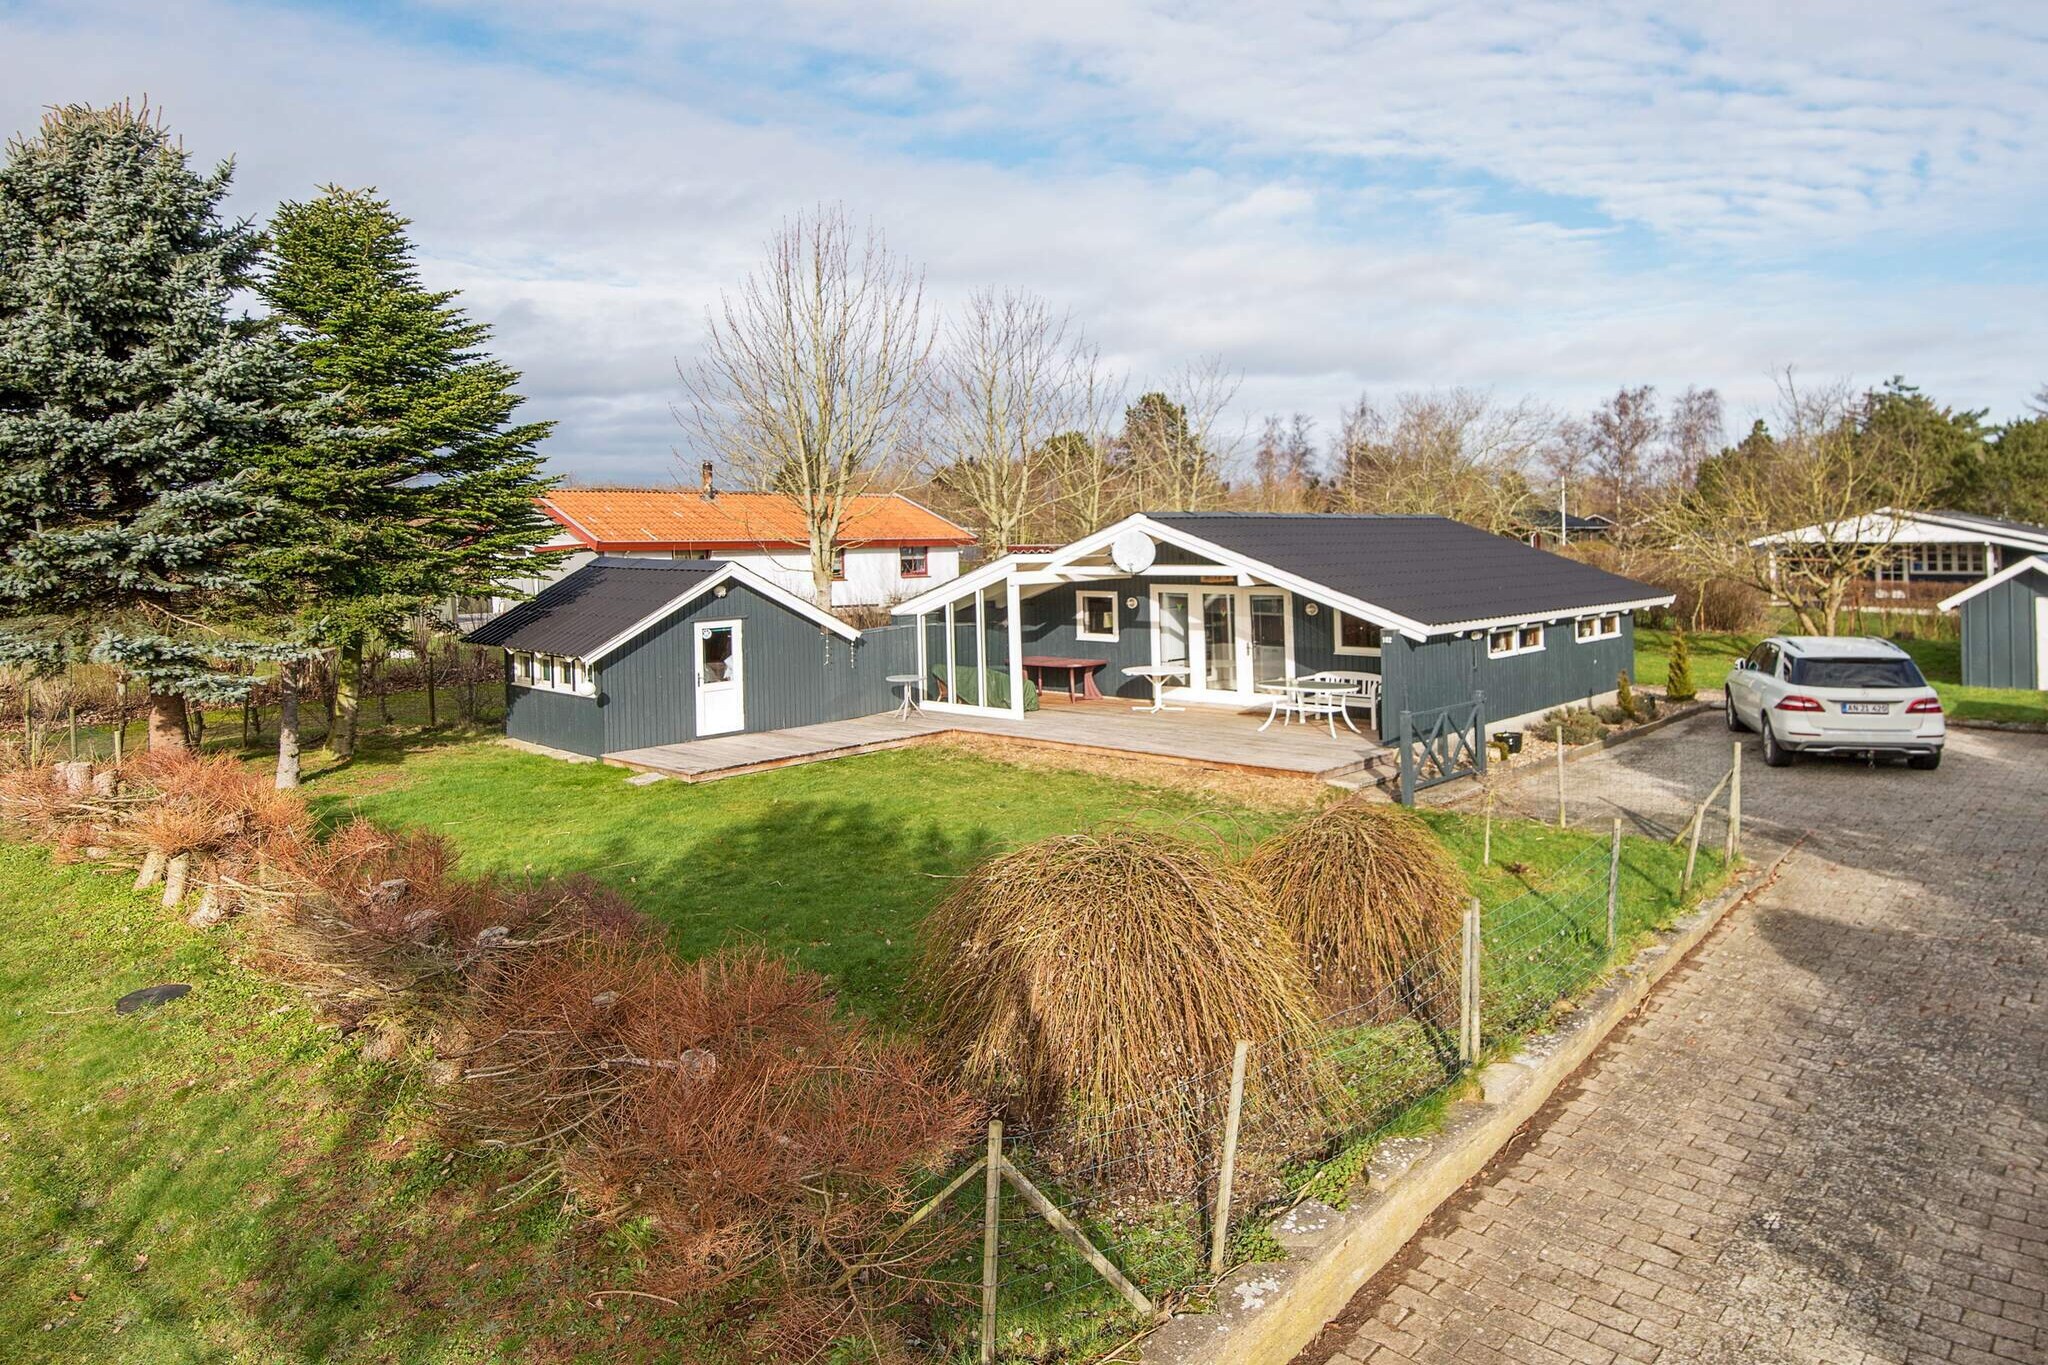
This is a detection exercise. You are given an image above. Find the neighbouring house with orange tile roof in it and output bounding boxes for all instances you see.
[500,466,977,610]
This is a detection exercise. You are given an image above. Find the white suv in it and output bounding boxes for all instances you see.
[1725,636,1945,770]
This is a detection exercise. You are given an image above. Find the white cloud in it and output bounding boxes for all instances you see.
[3,0,2043,484]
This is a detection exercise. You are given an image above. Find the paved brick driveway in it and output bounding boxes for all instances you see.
[1305,715,2048,1365]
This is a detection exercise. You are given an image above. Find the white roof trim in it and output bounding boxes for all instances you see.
[894,514,1671,639]
[1752,507,2048,552]
[584,562,858,663]
[1936,556,2048,613]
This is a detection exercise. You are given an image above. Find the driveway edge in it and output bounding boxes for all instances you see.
[1141,842,1798,1365]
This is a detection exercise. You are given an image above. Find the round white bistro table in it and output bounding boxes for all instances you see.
[1122,663,1189,714]
[886,674,924,721]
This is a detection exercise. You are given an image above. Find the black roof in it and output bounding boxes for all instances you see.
[465,557,726,657]
[1925,509,2048,544]
[1518,508,1615,534]
[1148,513,1667,628]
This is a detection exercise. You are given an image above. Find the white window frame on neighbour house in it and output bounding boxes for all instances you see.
[1075,590,1120,642]
[1575,613,1622,642]
[1334,611,1383,657]
[1488,623,1546,659]
[899,545,929,578]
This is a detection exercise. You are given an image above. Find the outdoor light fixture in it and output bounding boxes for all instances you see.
[1125,596,1138,609]
[1304,602,1320,615]
[713,585,728,598]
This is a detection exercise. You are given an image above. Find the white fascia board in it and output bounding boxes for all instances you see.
[1937,556,2048,612]
[1426,595,1678,637]
[585,563,857,663]
[538,499,604,548]
[1913,511,2048,552]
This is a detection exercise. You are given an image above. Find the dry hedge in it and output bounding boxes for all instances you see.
[921,825,1331,1188]
[1242,799,1466,1022]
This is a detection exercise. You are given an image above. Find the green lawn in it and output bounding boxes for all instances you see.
[1636,625,2047,726]
[296,733,1303,1026]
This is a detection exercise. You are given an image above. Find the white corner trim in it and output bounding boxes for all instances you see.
[584,563,857,663]
[1937,555,2048,612]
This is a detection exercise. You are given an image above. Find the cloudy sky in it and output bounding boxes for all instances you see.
[7,0,2045,484]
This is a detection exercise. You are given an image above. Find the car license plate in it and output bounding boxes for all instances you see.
[1842,702,1890,715]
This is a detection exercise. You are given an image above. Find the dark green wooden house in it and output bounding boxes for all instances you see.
[465,557,917,758]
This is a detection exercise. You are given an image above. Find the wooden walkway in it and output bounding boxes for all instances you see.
[603,699,1396,785]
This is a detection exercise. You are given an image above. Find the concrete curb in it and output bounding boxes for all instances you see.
[1140,844,1797,1365]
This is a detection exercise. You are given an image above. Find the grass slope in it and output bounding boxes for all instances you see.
[0,841,741,1364]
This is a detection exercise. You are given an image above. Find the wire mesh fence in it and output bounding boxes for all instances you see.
[891,808,1751,1365]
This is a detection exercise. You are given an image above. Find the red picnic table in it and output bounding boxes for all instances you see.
[1020,654,1108,703]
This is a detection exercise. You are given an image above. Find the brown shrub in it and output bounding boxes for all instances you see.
[454,942,980,1361]
[256,817,643,1023]
[1241,800,1466,1021]
[921,825,1330,1188]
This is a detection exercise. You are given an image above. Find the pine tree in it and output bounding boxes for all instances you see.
[1666,627,1697,702]
[0,102,295,749]
[254,187,555,768]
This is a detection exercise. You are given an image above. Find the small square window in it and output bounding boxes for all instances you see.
[540,655,556,685]
[1336,612,1382,656]
[1519,624,1544,651]
[1488,629,1517,658]
[900,546,929,578]
[1076,591,1118,641]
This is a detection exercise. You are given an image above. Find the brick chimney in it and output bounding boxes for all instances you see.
[699,461,716,500]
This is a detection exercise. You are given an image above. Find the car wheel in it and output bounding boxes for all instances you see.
[1761,718,1794,768]
[1725,692,1748,733]
[1908,750,1941,771]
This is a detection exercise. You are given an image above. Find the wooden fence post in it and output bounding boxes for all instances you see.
[1606,817,1621,952]
[1725,742,1742,863]
[1555,722,1567,827]
[1398,710,1416,805]
[981,1119,1002,1364]
[1460,898,1482,1063]
[1208,1041,1251,1280]
[1482,790,1493,868]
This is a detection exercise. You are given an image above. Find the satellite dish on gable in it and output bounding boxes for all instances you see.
[1110,529,1157,575]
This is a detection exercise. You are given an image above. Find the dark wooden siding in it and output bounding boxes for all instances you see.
[505,683,607,757]
[1020,580,1156,698]
[1290,601,1384,680]
[1958,569,2046,690]
[1379,617,1638,741]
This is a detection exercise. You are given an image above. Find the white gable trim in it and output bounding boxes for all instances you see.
[1937,556,2048,613]
[584,563,858,663]
[1752,507,2048,553]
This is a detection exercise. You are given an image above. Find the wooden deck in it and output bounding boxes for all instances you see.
[603,698,1397,785]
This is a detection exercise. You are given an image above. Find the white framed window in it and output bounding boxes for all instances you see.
[1076,590,1119,642]
[1574,613,1622,642]
[1905,544,1985,576]
[899,545,929,578]
[512,652,595,696]
[1488,623,1546,658]
[1334,612,1383,657]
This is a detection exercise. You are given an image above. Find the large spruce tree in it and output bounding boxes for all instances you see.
[255,187,554,767]
[0,102,294,749]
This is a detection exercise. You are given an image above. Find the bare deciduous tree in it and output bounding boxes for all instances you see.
[1654,374,1933,636]
[923,290,1107,555]
[1330,388,1551,534]
[1249,413,1320,512]
[1587,384,1662,521]
[1665,386,1724,485]
[682,205,932,605]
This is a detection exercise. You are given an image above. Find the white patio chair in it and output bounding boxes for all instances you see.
[1303,671,1380,734]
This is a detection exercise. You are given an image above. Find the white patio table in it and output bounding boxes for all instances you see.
[1123,663,1189,713]
[1257,679,1363,738]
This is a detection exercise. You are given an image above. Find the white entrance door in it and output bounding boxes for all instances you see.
[694,619,744,736]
